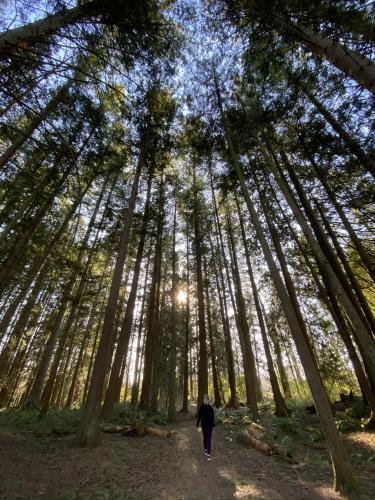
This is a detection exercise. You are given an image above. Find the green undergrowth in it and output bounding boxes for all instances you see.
[0,407,83,436]
[108,404,169,427]
[216,401,374,466]
[0,403,169,437]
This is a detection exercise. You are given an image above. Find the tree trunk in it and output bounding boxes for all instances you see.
[131,243,152,406]
[264,146,375,388]
[213,67,358,493]
[203,258,222,408]
[309,155,375,284]
[0,173,92,331]
[75,149,144,446]
[193,164,208,409]
[0,5,89,59]
[273,144,375,337]
[139,177,164,411]
[208,159,237,407]
[0,80,73,170]
[269,178,375,399]
[304,90,375,179]
[181,225,191,412]
[314,199,375,335]
[102,170,153,420]
[225,204,259,419]
[235,192,289,416]
[149,183,166,415]
[268,12,375,95]
[0,261,48,386]
[168,195,178,421]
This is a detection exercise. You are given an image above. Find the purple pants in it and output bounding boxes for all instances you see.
[202,426,213,454]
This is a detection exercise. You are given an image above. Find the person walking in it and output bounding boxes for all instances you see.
[196,394,215,461]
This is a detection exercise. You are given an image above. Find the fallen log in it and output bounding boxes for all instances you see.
[146,426,174,438]
[102,421,174,438]
[103,425,130,434]
[237,431,271,454]
[237,430,294,461]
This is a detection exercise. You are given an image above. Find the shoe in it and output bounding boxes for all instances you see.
[207,455,211,461]
[204,450,208,456]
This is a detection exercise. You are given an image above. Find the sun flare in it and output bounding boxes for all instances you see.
[177,289,187,304]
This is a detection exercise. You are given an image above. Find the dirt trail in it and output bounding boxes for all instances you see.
[167,420,236,499]
[0,414,374,499]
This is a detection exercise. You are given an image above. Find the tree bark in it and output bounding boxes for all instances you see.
[0,80,73,170]
[235,192,289,416]
[192,163,208,409]
[102,170,153,419]
[309,155,375,284]
[75,149,144,446]
[267,12,375,94]
[203,258,222,408]
[213,66,358,493]
[0,5,89,59]
[314,199,375,335]
[264,146,375,388]
[225,203,259,419]
[207,158,237,407]
[139,177,164,411]
[130,242,152,406]
[168,195,178,421]
[304,90,375,179]
[180,225,191,412]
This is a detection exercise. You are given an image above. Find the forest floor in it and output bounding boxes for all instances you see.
[0,410,374,499]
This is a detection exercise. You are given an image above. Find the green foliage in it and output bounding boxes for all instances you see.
[337,418,361,433]
[0,408,82,436]
[104,403,169,427]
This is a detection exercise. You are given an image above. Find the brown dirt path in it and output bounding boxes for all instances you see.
[0,414,374,499]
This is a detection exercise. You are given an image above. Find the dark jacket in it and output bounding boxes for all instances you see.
[196,403,215,428]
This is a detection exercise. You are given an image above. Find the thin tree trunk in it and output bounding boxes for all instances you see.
[0,175,93,329]
[139,178,164,412]
[268,12,375,94]
[102,170,152,420]
[207,159,237,407]
[264,146,375,387]
[168,195,178,421]
[272,144,375,337]
[304,90,375,178]
[0,5,88,59]
[76,148,144,446]
[0,261,49,385]
[204,259,221,408]
[193,164,208,409]
[306,152,375,284]
[131,243,152,406]
[315,199,375,334]
[269,178,375,401]
[181,225,190,412]
[225,204,259,419]
[235,192,289,416]
[213,67,358,493]
[0,80,73,170]
[65,311,94,409]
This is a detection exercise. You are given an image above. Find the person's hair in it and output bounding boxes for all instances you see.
[203,394,209,405]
